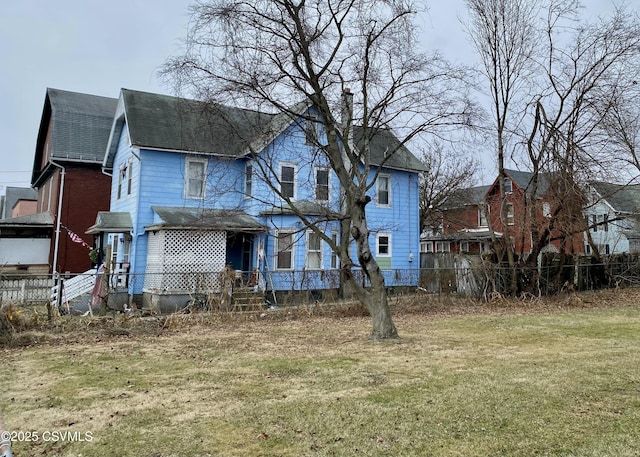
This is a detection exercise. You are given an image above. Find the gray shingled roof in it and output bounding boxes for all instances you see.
[443,185,490,209]
[105,90,425,173]
[46,88,118,162]
[0,212,53,227]
[121,89,277,156]
[590,181,640,214]
[260,200,342,218]
[504,169,553,196]
[148,207,266,232]
[354,126,427,172]
[2,187,37,219]
[85,211,133,234]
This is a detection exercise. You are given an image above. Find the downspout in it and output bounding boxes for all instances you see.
[50,160,65,275]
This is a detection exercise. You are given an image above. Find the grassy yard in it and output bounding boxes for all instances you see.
[1,290,639,457]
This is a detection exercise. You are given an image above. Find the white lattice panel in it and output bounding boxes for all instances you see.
[144,230,227,292]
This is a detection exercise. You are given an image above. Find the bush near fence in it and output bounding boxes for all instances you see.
[3,254,640,310]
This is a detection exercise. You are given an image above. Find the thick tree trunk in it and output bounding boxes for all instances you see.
[346,193,398,339]
[362,284,397,340]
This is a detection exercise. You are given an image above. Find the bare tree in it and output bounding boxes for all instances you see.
[465,0,539,291]
[592,56,640,181]
[418,142,478,232]
[162,0,475,338]
[467,0,640,293]
[524,3,640,262]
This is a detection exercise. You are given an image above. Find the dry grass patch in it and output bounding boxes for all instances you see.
[0,289,639,456]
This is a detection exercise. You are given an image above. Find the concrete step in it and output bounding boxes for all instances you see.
[232,288,265,311]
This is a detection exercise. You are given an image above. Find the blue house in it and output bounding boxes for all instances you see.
[90,89,425,309]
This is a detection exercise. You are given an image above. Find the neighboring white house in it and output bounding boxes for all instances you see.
[0,212,53,274]
[585,182,640,255]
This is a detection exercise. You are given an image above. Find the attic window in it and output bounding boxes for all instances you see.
[305,113,319,145]
[117,164,127,200]
[504,178,513,194]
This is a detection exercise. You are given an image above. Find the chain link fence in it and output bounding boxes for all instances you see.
[3,254,640,309]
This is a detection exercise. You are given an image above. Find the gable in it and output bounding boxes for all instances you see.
[123,89,276,156]
[354,126,427,172]
[104,90,425,175]
[486,169,554,199]
[590,181,640,214]
[32,88,118,186]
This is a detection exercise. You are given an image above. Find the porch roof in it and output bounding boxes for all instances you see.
[421,228,503,242]
[0,212,53,228]
[260,200,341,219]
[147,207,267,232]
[86,211,133,234]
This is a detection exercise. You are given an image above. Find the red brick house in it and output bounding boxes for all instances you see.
[423,169,586,257]
[30,88,118,274]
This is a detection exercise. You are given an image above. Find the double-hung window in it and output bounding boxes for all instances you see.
[280,163,296,199]
[117,165,125,200]
[376,232,392,270]
[377,234,391,256]
[478,207,488,227]
[504,178,513,193]
[245,162,253,198]
[276,231,294,270]
[315,167,329,201]
[330,231,339,269]
[186,158,207,199]
[306,231,323,269]
[126,159,133,195]
[377,174,390,206]
[305,112,319,145]
[506,202,514,225]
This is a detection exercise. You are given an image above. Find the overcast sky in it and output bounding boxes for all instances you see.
[0,0,631,194]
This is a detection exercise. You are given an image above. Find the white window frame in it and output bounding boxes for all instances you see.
[280,162,297,200]
[543,202,551,218]
[275,230,295,270]
[478,207,488,227]
[185,158,207,199]
[376,174,391,207]
[117,163,126,200]
[244,161,253,198]
[504,178,513,194]
[506,202,514,225]
[126,158,134,196]
[305,230,323,270]
[330,231,339,269]
[304,112,319,146]
[376,232,392,257]
[315,167,330,202]
[435,241,451,253]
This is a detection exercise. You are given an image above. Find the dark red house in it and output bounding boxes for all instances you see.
[424,169,586,257]
[30,88,118,274]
